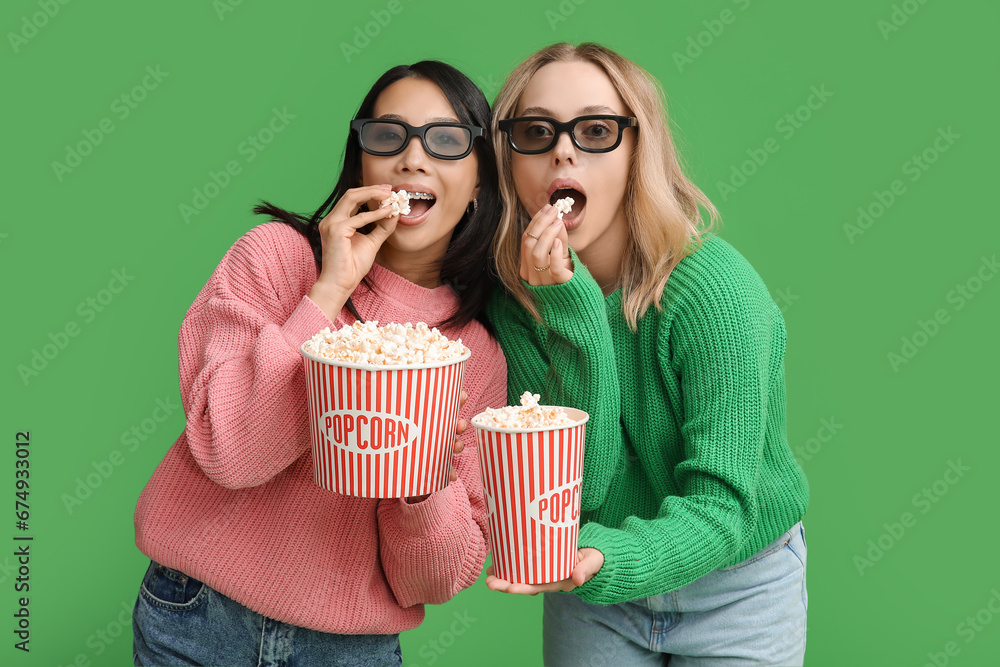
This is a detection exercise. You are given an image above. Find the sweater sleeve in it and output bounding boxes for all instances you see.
[178,226,336,489]
[573,255,785,604]
[376,338,507,607]
[487,249,623,511]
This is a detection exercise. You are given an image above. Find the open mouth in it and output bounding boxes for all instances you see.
[548,187,587,223]
[400,190,436,223]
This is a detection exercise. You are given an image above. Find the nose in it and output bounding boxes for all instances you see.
[397,135,430,173]
[550,130,576,167]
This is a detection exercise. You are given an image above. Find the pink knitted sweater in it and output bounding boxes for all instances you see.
[134,222,507,634]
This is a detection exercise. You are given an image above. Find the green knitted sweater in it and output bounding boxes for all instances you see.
[486,235,809,605]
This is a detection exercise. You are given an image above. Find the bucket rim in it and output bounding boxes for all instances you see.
[300,342,471,371]
[470,407,589,433]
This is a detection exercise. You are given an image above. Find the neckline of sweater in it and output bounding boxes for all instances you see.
[357,260,461,320]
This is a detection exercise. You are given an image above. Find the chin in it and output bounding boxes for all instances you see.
[390,232,449,256]
[385,235,424,253]
[565,230,593,257]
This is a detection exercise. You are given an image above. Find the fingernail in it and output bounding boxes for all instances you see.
[381,184,392,189]
[542,204,552,212]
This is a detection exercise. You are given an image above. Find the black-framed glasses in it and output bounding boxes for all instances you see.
[350,119,483,160]
[498,115,637,154]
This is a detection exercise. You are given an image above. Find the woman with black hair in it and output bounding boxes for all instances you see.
[131,61,506,666]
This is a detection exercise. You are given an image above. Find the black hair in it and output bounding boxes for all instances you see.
[253,60,500,331]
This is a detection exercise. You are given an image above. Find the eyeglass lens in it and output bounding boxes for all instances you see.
[360,121,472,157]
[510,117,623,152]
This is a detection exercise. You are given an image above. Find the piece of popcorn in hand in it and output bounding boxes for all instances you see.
[553,197,574,220]
[380,189,410,216]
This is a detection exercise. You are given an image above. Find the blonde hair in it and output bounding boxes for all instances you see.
[491,42,719,329]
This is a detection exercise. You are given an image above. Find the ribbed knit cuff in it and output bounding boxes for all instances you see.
[574,522,625,603]
[280,295,335,350]
[390,483,459,536]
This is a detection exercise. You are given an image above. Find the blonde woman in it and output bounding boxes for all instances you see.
[485,43,810,666]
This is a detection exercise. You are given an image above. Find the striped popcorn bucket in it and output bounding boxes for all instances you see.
[473,409,589,585]
[300,346,470,498]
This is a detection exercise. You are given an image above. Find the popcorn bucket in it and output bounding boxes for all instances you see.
[301,346,470,498]
[473,409,589,585]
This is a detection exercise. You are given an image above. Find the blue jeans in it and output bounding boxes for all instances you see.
[543,522,808,666]
[132,561,402,666]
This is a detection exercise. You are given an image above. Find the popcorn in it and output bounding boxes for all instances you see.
[472,391,574,429]
[553,197,574,220]
[303,320,467,366]
[381,189,410,216]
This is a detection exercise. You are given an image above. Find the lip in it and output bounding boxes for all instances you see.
[560,202,585,232]
[546,177,586,200]
[393,183,437,226]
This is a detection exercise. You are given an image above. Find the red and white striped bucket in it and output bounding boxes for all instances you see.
[473,408,588,585]
[301,346,470,498]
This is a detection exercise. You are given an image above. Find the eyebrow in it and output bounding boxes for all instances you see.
[519,104,620,117]
[376,113,461,123]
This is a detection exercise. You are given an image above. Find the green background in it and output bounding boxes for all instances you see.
[3,0,998,664]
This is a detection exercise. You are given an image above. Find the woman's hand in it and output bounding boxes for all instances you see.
[519,204,574,286]
[308,184,399,319]
[485,548,604,595]
[405,391,469,504]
